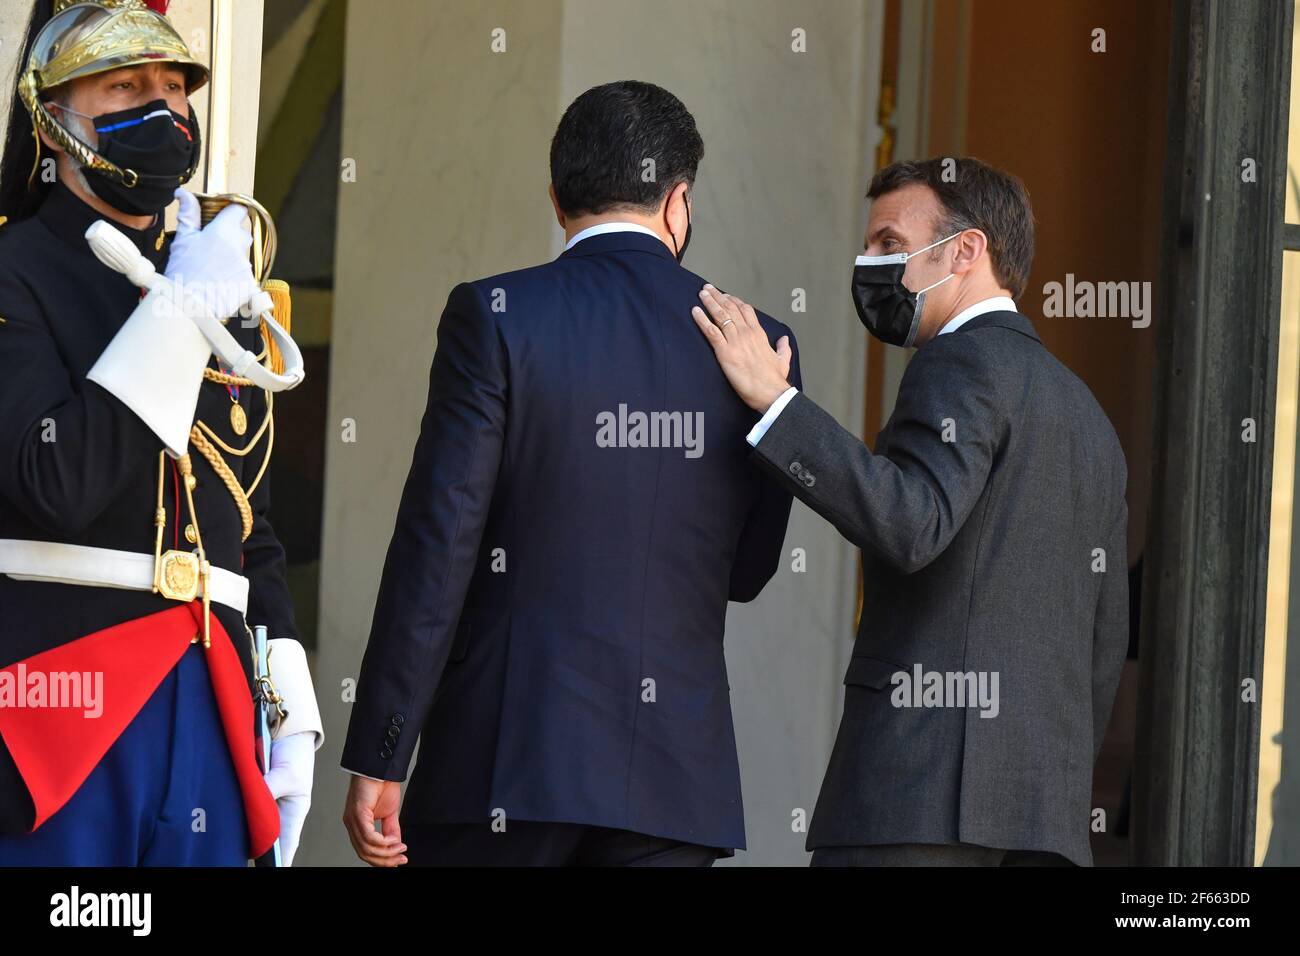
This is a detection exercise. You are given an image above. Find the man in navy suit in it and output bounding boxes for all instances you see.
[340,81,800,866]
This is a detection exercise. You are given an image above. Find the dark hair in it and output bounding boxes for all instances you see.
[867,156,1035,300]
[550,80,704,217]
[0,0,56,223]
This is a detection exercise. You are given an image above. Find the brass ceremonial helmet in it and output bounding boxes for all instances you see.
[17,0,209,187]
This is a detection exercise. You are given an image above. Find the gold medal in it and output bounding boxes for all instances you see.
[230,402,248,436]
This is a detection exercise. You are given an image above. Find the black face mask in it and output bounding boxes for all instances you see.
[76,99,202,217]
[851,258,924,348]
[851,232,958,347]
[670,195,692,264]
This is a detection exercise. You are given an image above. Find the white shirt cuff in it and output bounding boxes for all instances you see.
[746,387,799,447]
[341,766,386,782]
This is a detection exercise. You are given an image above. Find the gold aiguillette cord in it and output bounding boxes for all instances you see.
[153,451,166,591]
[176,454,212,649]
[152,450,213,649]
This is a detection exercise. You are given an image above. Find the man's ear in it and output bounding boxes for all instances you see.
[673,180,690,214]
[548,184,566,228]
[951,228,988,276]
[664,181,690,235]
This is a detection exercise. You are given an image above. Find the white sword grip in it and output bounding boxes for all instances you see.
[85,220,159,289]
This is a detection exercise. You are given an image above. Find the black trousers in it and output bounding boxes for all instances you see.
[809,843,1074,867]
[402,819,722,867]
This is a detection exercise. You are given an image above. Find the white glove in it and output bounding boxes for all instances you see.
[266,638,324,749]
[263,731,315,867]
[167,188,261,323]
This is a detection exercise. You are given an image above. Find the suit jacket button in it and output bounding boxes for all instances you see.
[380,747,394,759]
[789,461,803,475]
[386,726,400,739]
[390,714,404,726]
[803,473,816,487]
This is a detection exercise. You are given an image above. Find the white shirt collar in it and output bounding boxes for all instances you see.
[936,295,1017,336]
[563,221,663,252]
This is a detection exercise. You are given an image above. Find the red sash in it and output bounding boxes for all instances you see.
[0,602,279,857]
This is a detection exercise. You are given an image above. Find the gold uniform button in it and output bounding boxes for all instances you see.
[185,523,197,544]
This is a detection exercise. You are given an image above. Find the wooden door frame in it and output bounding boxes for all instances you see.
[1135,0,1295,866]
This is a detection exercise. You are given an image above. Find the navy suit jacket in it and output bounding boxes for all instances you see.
[341,230,800,850]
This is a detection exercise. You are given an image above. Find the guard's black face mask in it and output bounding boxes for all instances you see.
[68,99,201,217]
[851,231,959,347]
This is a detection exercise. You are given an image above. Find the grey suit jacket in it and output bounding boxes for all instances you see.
[752,310,1128,866]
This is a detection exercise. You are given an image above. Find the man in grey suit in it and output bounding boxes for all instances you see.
[690,157,1129,866]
